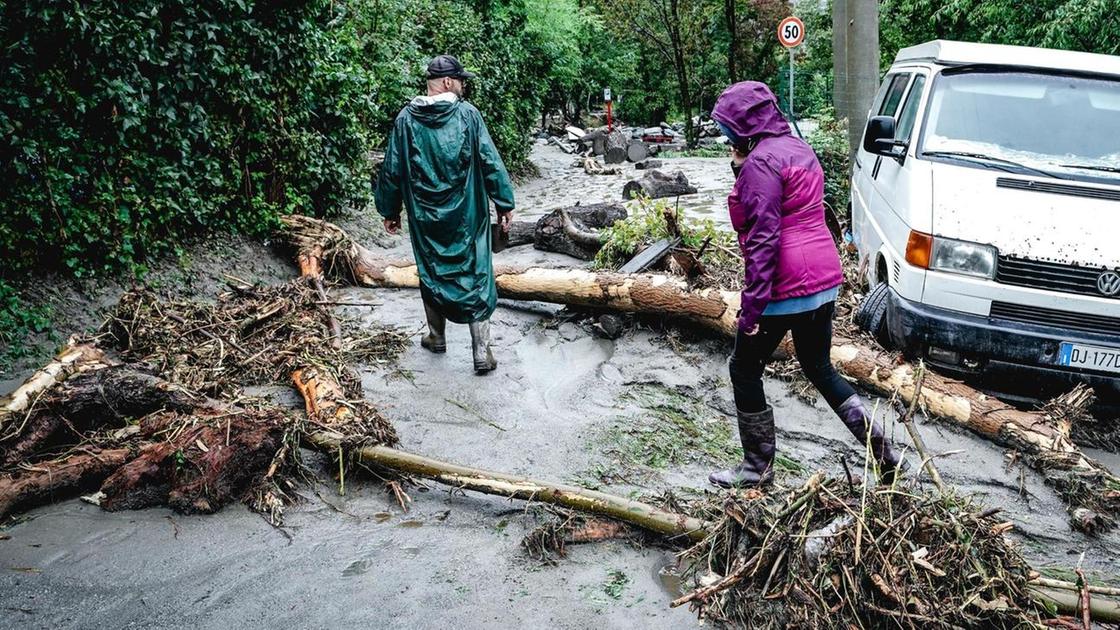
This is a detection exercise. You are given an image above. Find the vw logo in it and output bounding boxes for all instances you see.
[1099,271,1120,297]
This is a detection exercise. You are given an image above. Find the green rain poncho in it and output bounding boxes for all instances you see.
[375,94,515,324]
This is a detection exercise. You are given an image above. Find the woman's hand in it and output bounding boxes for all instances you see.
[730,145,749,167]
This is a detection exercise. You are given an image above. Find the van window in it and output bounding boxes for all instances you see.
[921,71,1120,182]
[878,74,911,117]
[895,75,926,141]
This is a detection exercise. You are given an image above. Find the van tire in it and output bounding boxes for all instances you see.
[855,282,892,348]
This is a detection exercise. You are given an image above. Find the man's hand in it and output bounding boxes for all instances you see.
[497,210,513,233]
[384,217,401,235]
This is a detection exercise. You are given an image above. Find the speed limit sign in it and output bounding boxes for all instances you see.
[778,16,805,48]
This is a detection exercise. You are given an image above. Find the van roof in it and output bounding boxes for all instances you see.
[895,40,1120,77]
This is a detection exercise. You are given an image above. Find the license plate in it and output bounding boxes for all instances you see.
[1058,342,1120,374]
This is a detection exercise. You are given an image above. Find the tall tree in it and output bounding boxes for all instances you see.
[597,0,712,144]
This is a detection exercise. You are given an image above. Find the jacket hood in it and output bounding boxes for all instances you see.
[407,92,460,126]
[711,82,790,141]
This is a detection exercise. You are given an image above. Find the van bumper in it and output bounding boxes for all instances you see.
[884,288,1120,400]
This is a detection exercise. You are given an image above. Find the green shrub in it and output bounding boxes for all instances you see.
[0,280,51,366]
[805,109,851,219]
[0,0,377,277]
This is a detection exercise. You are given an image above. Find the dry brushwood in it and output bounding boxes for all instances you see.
[280,214,1120,531]
[673,474,1048,628]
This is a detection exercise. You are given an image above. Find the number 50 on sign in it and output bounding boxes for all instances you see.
[778,16,804,48]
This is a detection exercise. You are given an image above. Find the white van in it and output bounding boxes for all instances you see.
[851,40,1120,400]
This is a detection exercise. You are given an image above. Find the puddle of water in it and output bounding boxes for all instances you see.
[653,555,684,598]
[342,559,372,577]
[398,520,424,529]
[372,512,393,523]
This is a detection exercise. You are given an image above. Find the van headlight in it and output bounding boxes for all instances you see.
[930,237,997,279]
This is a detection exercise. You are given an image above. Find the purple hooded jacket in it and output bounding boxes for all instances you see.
[710,82,843,332]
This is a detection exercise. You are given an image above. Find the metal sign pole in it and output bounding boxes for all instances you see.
[789,48,795,120]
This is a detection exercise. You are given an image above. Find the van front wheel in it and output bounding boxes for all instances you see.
[854,282,893,349]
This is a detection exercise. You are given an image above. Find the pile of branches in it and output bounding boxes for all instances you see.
[673,474,1045,629]
[106,280,404,398]
[0,280,407,521]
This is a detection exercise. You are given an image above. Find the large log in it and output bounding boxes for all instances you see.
[604,131,628,164]
[280,215,1120,523]
[622,170,698,200]
[0,448,131,518]
[0,363,287,519]
[503,203,626,260]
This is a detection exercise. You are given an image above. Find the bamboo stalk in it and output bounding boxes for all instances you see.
[305,430,708,542]
[1030,587,1120,624]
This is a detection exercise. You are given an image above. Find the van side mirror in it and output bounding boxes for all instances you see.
[863,116,906,158]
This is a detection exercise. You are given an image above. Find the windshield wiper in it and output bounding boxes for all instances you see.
[1059,163,1120,174]
[923,150,1068,180]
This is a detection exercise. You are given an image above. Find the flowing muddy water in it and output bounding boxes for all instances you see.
[2,142,1118,628]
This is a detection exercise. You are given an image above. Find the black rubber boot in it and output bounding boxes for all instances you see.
[420,299,446,354]
[708,406,775,488]
[835,394,909,484]
[468,320,497,374]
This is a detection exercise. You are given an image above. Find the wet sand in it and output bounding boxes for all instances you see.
[1,143,1118,629]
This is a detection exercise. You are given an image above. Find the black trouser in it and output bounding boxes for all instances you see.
[728,302,856,414]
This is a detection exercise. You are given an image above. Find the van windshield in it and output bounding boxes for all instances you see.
[920,70,1120,182]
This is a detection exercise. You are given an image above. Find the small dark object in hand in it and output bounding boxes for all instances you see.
[491,223,509,253]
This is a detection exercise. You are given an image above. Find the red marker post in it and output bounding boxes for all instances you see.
[604,87,613,132]
[777,16,805,119]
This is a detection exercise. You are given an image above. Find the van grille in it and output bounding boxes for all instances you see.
[989,301,1120,336]
[996,177,1120,202]
[995,256,1115,298]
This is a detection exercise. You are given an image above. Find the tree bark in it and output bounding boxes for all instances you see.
[503,203,626,260]
[0,448,131,518]
[626,141,650,163]
[0,341,106,435]
[604,131,628,164]
[622,170,698,200]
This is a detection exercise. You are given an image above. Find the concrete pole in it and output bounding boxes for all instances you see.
[831,0,848,121]
[844,0,879,158]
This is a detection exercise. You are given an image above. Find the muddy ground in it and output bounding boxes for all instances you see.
[1,141,1118,629]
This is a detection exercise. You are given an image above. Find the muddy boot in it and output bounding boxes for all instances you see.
[708,406,775,488]
[836,394,909,484]
[468,320,497,374]
[420,300,446,354]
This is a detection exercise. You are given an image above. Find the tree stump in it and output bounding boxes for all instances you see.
[622,170,698,200]
[626,141,650,163]
[604,131,628,164]
[502,203,626,259]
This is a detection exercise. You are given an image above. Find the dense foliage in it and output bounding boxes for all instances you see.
[0,1,377,276]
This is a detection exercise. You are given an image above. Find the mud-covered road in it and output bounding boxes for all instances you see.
[1,142,1118,629]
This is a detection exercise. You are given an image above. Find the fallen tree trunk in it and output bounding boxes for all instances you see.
[499,203,626,260]
[0,341,105,435]
[308,429,707,541]
[622,169,698,200]
[0,363,288,519]
[281,215,1120,527]
[0,448,131,518]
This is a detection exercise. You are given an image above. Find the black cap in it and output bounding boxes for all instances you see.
[426,54,476,80]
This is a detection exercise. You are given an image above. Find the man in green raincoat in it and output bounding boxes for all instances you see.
[375,54,515,374]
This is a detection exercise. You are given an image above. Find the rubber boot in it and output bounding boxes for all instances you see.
[468,320,497,374]
[708,406,775,488]
[836,394,909,484]
[420,299,446,354]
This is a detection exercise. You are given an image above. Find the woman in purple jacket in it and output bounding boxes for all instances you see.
[707,81,907,488]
